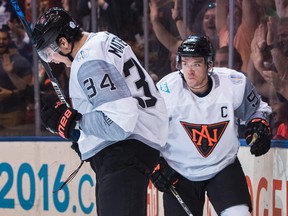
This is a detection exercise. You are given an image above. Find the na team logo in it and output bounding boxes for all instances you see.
[180,121,229,157]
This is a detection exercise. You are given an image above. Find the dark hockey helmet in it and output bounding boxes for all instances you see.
[32,7,80,61]
[176,35,214,69]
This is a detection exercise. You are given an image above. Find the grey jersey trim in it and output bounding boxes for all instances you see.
[79,110,131,141]
[234,78,268,123]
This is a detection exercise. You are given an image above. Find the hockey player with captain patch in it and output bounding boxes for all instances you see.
[150,36,272,216]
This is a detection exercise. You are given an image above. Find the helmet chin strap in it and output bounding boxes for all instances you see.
[59,40,75,62]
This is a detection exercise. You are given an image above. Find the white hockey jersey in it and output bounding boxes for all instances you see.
[69,32,168,160]
[157,68,271,181]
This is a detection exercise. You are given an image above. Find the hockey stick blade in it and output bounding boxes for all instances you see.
[9,0,68,106]
[169,185,193,216]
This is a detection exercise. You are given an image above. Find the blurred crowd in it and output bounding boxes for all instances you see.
[0,0,287,140]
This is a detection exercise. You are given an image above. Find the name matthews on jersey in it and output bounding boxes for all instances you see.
[108,33,128,58]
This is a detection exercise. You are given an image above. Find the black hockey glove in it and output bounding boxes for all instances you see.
[150,157,179,193]
[41,95,82,140]
[245,118,272,157]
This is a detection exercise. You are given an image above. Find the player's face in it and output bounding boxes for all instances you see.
[38,42,72,67]
[181,57,209,92]
[38,41,60,62]
[50,52,72,67]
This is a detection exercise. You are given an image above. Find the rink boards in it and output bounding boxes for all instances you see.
[0,137,287,216]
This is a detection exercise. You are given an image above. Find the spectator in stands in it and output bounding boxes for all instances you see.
[256,0,276,20]
[24,0,32,23]
[150,0,218,55]
[197,2,218,49]
[0,29,33,128]
[61,0,70,11]
[214,45,243,71]
[268,70,288,100]
[269,96,288,140]
[216,0,259,73]
[149,0,219,79]
[77,0,93,30]
[274,0,288,17]
[0,0,18,30]
[249,17,288,99]
[172,0,218,49]
[7,20,33,64]
[24,0,63,22]
[249,15,288,140]
[145,0,180,79]
[168,0,211,37]
[256,0,275,10]
[188,0,218,37]
[76,0,143,37]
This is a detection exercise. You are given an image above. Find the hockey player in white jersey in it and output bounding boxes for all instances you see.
[150,36,272,216]
[32,7,168,216]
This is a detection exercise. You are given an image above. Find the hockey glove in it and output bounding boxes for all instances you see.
[41,96,82,140]
[245,118,272,157]
[150,157,179,193]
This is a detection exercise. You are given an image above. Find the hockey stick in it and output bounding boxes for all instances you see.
[9,0,69,106]
[248,133,258,146]
[169,185,193,216]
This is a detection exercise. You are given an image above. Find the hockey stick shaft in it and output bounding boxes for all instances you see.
[249,133,258,146]
[169,185,193,216]
[9,0,69,106]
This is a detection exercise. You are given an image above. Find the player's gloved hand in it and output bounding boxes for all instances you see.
[245,118,272,157]
[150,157,179,193]
[41,95,82,140]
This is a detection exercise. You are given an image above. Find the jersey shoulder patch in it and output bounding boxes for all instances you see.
[157,72,182,94]
[213,67,245,85]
